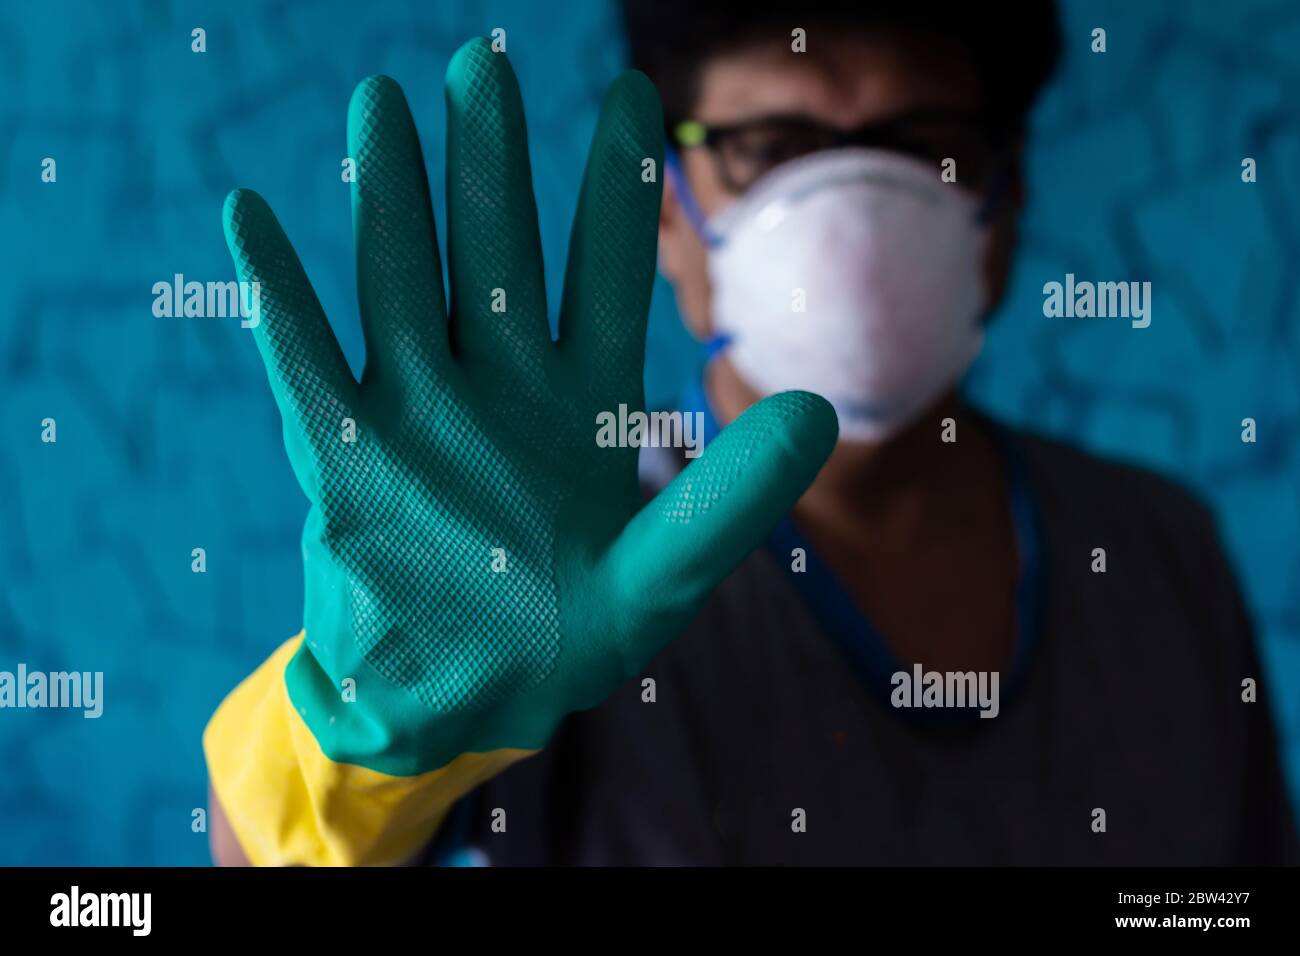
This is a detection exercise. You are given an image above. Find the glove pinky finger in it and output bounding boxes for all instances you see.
[223,188,358,445]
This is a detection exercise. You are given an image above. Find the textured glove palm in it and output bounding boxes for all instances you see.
[222,38,838,776]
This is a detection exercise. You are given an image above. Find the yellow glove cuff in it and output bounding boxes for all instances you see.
[203,633,533,866]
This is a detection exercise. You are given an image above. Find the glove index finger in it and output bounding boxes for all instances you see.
[558,70,664,408]
[223,188,359,448]
[606,391,838,658]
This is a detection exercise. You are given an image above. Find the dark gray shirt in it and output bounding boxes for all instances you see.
[437,426,1298,865]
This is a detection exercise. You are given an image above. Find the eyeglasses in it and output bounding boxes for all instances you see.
[673,109,1009,194]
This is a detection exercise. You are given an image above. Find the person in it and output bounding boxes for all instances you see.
[206,1,1298,866]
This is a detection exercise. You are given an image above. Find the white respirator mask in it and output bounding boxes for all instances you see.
[692,147,993,443]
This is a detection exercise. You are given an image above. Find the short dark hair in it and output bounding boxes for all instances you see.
[620,0,1062,143]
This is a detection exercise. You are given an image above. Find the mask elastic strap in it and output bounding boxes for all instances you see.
[665,146,723,248]
[703,332,733,361]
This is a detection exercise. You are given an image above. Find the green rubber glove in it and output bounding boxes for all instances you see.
[223,37,838,777]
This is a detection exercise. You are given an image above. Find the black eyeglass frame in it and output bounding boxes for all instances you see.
[672,108,1016,194]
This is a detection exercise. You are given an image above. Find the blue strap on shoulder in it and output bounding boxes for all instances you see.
[765,422,1046,722]
[686,381,1045,721]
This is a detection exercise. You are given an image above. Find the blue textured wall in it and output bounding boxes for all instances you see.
[0,0,1295,864]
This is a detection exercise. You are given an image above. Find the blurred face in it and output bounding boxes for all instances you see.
[658,27,1022,341]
